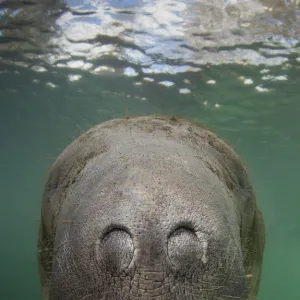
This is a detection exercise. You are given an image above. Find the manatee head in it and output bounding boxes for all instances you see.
[38,115,265,300]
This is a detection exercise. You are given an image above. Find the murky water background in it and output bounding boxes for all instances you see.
[1,0,300,299]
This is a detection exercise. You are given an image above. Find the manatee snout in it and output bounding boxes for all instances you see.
[96,223,207,275]
[38,115,265,300]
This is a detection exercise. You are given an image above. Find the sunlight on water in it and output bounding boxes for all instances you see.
[0,0,300,299]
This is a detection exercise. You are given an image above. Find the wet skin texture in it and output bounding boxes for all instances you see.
[38,115,265,300]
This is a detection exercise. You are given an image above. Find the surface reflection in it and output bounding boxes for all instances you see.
[0,0,299,73]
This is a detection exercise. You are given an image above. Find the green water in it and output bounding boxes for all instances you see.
[1,61,300,300]
[1,0,300,299]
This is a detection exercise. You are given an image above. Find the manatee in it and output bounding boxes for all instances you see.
[38,115,265,300]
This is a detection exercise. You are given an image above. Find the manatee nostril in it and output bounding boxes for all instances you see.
[95,226,134,274]
[167,225,208,274]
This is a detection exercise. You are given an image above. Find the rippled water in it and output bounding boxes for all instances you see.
[1,0,300,299]
[1,0,300,72]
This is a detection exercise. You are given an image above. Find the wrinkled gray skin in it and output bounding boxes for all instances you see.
[38,115,265,300]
